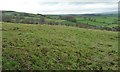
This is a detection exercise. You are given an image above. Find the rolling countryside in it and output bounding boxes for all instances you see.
[2,11,119,70]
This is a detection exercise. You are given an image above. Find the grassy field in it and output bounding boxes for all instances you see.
[76,15,118,28]
[2,23,118,70]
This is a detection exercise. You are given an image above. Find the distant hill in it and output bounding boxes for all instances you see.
[2,10,119,31]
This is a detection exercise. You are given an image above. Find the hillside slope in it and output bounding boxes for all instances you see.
[2,23,118,70]
[2,11,119,31]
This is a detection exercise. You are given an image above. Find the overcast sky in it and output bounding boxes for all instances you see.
[0,0,119,14]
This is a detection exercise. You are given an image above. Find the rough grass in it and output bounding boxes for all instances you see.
[2,23,118,70]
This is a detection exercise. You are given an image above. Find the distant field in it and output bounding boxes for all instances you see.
[2,23,118,70]
[2,11,119,31]
[76,15,118,28]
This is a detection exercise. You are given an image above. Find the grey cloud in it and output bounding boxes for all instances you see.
[1,0,118,14]
[36,2,117,14]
